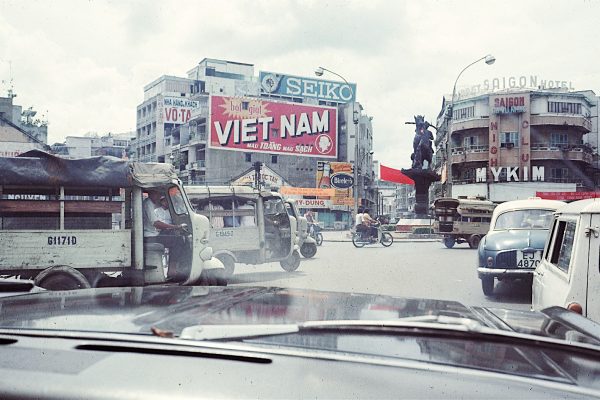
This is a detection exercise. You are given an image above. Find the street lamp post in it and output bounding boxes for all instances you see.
[445,54,495,197]
[315,67,359,222]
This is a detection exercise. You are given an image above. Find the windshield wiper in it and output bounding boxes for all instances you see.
[179,316,487,341]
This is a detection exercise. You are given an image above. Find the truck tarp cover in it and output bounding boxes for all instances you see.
[0,150,178,188]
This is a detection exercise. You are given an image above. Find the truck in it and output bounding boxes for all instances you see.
[0,150,223,290]
[185,185,302,277]
[432,197,496,248]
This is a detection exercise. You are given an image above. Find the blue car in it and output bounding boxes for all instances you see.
[477,198,565,296]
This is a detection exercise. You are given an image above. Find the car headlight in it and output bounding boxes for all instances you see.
[199,247,213,261]
[487,256,494,268]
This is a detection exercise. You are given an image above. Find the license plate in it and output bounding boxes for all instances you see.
[517,251,541,268]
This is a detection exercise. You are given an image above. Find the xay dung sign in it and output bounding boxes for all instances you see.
[209,96,338,158]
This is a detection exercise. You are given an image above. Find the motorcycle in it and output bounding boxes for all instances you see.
[308,223,323,246]
[352,223,393,248]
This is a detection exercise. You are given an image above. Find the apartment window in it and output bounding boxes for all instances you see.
[242,101,249,111]
[245,153,252,162]
[453,106,475,120]
[463,136,479,148]
[271,155,278,164]
[548,102,582,114]
[551,168,569,180]
[500,132,519,148]
[550,133,568,147]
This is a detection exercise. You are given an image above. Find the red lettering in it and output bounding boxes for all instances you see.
[490,146,498,154]
[165,109,173,121]
[492,133,496,142]
[489,158,498,167]
[521,136,529,145]
[490,122,498,131]
[522,120,529,129]
[522,154,530,162]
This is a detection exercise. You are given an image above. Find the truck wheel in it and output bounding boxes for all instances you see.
[216,254,236,278]
[280,250,301,272]
[300,242,317,258]
[443,237,455,249]
[468,235,481,249]
[34,266,91,291]
[481,277,494,296]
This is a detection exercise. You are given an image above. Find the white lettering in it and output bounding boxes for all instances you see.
[303,81,317,96]
[296,113,311,136]
[286,78,301,95]
[325,83,340,100]
[339,85,353,101]
[507,167,519,181]
[215,120,233,145]
[241,119,258,143]
[523,166,529,181]
[476,168,487,182]
[312,111,329,133]
[258,117,274,141]
[280,115,295,138]
[491,167,502,181]
[532,166,545,181]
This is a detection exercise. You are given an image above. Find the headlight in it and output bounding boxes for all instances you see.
[199,247,213,261]
[487,256,494,267]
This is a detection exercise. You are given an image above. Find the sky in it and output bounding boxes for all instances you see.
[1,0,599,170]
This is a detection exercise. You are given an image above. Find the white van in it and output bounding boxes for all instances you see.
[532,198,600,321]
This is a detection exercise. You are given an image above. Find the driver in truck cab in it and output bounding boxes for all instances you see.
[143,191,186,276]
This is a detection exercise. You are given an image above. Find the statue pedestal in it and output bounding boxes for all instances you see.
[401,168,441,218]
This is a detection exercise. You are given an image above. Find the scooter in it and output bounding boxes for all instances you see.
[352,223,394,248]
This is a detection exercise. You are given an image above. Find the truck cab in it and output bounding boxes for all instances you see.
[532,198,600,322]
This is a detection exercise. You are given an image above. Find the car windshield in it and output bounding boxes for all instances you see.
[2,0,600,397]
[494,209,556,230]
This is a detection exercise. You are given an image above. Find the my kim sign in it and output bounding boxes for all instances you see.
[209,96,338,158]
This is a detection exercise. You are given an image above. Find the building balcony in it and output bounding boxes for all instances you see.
[530,114,592,132]
[450,117,489,133]
[450,146,489,164]
[530,144,594,164]
[189,132,207,145]
[187,160,206,170]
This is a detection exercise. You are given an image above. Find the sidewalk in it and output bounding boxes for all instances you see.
[321,230,441,243]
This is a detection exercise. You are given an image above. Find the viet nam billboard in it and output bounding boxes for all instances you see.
[209,96,338,158]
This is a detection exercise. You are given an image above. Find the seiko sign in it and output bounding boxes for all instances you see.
[259,71,356,103]
[330,173,354,189]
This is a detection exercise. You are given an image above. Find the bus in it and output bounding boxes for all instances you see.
[432,197,496,249]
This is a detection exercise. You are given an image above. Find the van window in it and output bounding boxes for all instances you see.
[549,219,577,273]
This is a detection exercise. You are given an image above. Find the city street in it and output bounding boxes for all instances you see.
[229,236,532,311]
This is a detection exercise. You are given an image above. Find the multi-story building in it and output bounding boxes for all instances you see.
[51,132,133,159]
[433,88,599,202]
[133,58,377,228]
[0,96,49,156]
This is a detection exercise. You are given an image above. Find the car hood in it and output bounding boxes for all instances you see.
[0,285,598,346]
[483,229,549,251]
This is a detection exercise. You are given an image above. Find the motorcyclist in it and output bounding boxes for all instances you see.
[362,209,378,241]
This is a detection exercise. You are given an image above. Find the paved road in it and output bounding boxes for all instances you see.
[228,238,532,311]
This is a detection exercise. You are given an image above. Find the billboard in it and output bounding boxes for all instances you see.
[209,96,338,158]
[163,97,200,125]
[259,71,356,103]
[316,161,353,205]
